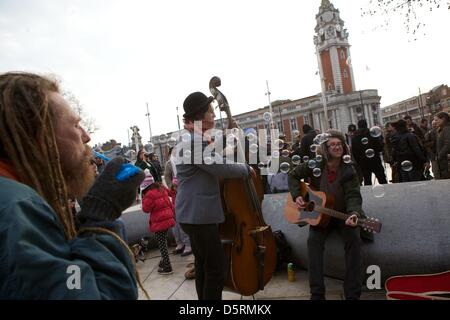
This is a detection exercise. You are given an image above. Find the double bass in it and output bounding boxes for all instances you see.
[209,76,277,296]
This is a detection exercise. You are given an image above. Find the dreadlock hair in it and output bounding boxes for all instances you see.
[0,72,77,240]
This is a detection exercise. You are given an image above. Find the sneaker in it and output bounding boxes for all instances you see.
[171,245,184,255]
[158,267,173,275]
[180,248,192,257]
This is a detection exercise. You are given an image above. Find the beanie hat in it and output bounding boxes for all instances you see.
[140,169,155,191]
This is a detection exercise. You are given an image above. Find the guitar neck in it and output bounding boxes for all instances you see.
[316,206,349,221]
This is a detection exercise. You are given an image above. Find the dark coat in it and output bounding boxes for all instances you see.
[135,159,161,182]
[391,131,428,169]
[436,125,450,179]
[351,128,384,169]
[295,129,317,159]
[0,177,138,299]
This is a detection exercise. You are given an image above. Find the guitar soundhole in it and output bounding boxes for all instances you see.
[306,201,315,212]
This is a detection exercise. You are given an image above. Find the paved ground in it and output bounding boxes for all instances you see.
[136,248,386,300]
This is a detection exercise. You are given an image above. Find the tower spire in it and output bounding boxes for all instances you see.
[321,0,331,7]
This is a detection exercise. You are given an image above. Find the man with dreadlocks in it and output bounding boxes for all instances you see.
[0,72,146,299]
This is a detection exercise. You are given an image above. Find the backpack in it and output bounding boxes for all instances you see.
[273,230,292,272]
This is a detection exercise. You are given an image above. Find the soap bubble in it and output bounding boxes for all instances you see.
[313,168,322,177]
[144,143,154,153]
[310,144,318,153]
[272,150,280,158]
[281,149,290,157]
[258,162,266,169]
[315,155,323,163]
[246,132,257,142]
[372,184,385,198]
[365,149,375,158]
[302,156,309,163]
[183,150,191,159]
[343,155,352,164]
[361,137,369,145]
[204,156,213,165]
[292,130,300,137]
[370,126,382,138]
[401,160,413,172]
[263,112,272,122]
[273,139,284,149]
[292,155,301,165]
[308,160,317,169]
[226,134,237,147]
[167,137,177,148]
[280,162,291,173]
[249,144,258,153]
[182,132,191,143]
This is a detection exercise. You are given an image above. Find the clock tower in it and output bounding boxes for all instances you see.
[314,0,355,95]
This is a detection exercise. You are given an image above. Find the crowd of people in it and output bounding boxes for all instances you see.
[1,71,449,300]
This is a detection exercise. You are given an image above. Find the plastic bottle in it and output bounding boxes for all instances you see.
[287,263,295,282]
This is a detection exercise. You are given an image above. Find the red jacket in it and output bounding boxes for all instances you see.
[142,186,175,233]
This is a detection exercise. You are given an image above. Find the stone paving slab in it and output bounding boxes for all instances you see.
[137,248,386,300]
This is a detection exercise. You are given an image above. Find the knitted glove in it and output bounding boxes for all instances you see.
[79,157,145,222]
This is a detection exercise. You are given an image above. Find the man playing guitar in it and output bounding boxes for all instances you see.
[288,130,363,300]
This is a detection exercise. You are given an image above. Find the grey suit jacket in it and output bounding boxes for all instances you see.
[175,132,250,224]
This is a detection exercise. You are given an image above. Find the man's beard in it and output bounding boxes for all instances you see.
[61,145,96,200]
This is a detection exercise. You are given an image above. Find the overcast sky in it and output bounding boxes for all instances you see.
[1,0,449,146]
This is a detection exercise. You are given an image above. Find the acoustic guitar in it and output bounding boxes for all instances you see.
[284,182,382,233]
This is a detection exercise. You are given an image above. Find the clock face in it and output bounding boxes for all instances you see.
[322,11,333,23]
[336,25,342,32]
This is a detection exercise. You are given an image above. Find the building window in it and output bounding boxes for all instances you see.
[290,118,297,131]
[340,50,345,60]
[304,116,309,125]
[343,70,348,79]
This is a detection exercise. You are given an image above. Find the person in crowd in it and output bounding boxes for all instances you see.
[176,91,255,300]
[293,124,317,160]
[288,130,364,300]
[391,119,429,182]
[141,171,176,275]
[148,152,163,182]
[434,112,450,179]
[351,119,387,185]
[135,149,160,183]
[345,124,357,148]
[0,72,145,299]
[419,118,429,138]
[383,122,398,183]
[404,115,425,145]
[424,119,439,179]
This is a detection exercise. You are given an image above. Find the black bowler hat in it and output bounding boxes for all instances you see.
[183,92,214,119]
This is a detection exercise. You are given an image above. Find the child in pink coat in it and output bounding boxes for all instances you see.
[141,172,176,275]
